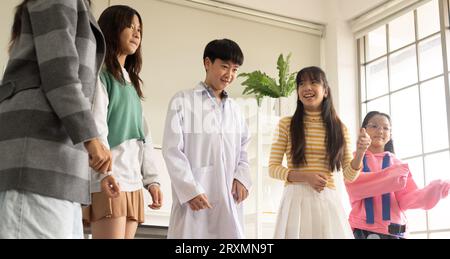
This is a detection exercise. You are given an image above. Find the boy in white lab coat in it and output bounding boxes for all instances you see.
[162,39,251,239]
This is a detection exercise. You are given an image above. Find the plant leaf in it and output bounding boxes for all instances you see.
[239,71,281,98]
[239,53,297,104]
[277,53,293,96]
[286,71,297,97]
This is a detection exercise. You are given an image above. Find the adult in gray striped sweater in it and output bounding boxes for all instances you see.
[0,0,119,239]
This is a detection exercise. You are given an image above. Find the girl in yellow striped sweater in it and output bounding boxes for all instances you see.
[270,66,371,239]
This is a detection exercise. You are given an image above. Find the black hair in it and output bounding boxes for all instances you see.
[203,39,244,65]
[361,111,395,153]
[98,5,144,98]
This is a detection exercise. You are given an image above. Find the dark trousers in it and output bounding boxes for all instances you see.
[353,228,404,239]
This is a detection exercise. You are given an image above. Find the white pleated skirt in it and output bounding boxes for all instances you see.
[273,183,354,239]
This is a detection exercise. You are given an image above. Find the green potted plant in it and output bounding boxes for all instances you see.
[238,53,297,107]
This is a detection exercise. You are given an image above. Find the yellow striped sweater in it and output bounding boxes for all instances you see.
[269,112,359,188]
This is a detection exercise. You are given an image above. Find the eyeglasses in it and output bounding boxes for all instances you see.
[365,123,391,132]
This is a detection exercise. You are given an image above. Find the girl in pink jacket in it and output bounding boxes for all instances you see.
[346,111,450,239]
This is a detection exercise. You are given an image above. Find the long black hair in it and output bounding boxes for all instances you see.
[290,66,345,171]
[9,0,92,52]
[361,111,395,153]
[98,5,144,98]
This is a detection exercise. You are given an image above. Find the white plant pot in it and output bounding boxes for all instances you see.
[275,96,293,117]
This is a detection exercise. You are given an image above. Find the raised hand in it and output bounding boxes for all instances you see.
[356,128,371,155]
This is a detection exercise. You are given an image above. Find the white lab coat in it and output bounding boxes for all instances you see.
[162,82,251,239]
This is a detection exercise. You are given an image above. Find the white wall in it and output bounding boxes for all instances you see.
[322,1,360,134]
[91,0,109,19]
[320,0,385,136]
[0,0,20,76]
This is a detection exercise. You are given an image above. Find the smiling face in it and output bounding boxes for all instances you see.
[119,14,141,56]
[204,58,239,92]
[365,114,392,152]
[297,75,328,112]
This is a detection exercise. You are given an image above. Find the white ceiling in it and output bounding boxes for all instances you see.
[338,0,388,19]
[223,0,388,23]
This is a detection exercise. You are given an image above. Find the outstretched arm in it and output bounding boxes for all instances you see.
[396,177,450,210]
[345,163,409,201]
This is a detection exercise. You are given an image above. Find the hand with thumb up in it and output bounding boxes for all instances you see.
[356,128,371,155]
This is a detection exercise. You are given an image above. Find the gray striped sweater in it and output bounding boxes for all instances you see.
[0,0,105,205]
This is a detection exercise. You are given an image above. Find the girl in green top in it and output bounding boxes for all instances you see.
[83,5,163,239]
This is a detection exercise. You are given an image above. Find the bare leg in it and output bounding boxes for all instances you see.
[91,217,126,239]
[125,220,139,239]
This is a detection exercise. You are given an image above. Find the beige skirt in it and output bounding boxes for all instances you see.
[83,189,144,224]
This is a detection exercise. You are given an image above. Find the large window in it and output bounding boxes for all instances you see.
[358,0,450,238]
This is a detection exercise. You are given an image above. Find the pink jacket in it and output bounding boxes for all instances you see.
[345,151,450,236]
